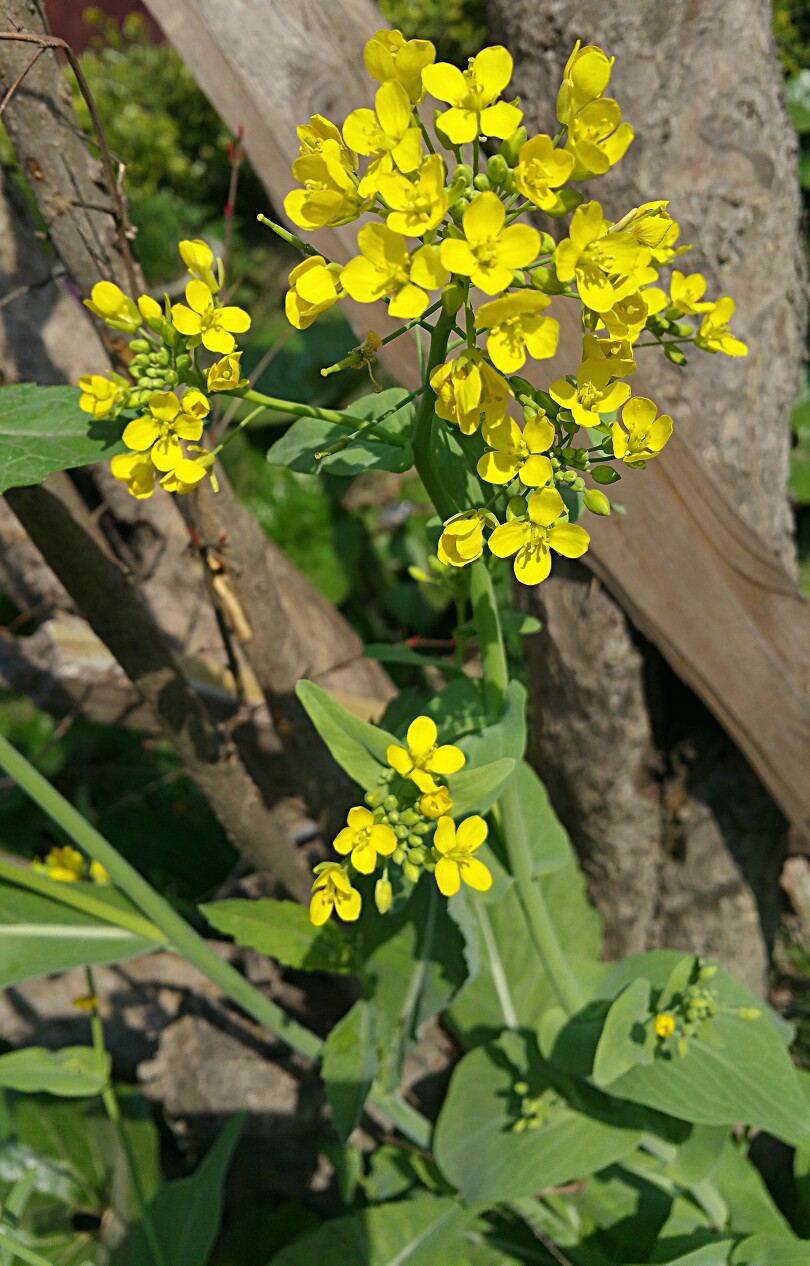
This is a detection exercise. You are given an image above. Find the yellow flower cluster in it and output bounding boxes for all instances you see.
[309,714,492,924]
[33,845,109,885]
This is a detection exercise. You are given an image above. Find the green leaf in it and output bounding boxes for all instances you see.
[322,998,379,1142]
[363,643,466,678]
[634,1249,733,1266]
[667,1124,730,1187]
[592,978,653,1086]
[0,883,155,988]
[0,384,126,495]
[514,760,571,877]
[200,897,358,973]
[0,1047,108,1098]
[711,1141,791,1238]
[445,758,515,818]
[296,680,395,791]
[786,70,810,133]
[434,1032,643,1204]
[731,1236,810,1265]
[265,389,414,476]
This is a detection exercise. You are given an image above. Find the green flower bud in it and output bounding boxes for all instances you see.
[499,125,528,165]
[412,819,430,835]
[502,170,516,194]
[374,875,393,914]
[403,861,421,883]
[156,349,171,366]
[401,809,419,826]
[162,369,178,385]
[394,824,409,840]
[175,353,192,373]
[365,790,384,808]
[129,338,150,354]
[407,833,422,848]
[676,323,694,337]
[571,475,586,492]
[473,173,492,192]
[129,355,148,371]
[562,469,577,485]
[450,196,470,225]
[738,1007,761,1021]
[408,846,426,864]
[487,154,509,186]
[591,465,621,485]
[442,282,465,315]
[386,811,400,825]
[698,964,718,981]
[664,345,687,366]
[507,495,528,520]
[453,163,474,186]
[392,847,406,864]
[373,807,386,822]
[539,231,556,254]
[584,489,611,516]
[144,366,163,379]
[383,795,398,812]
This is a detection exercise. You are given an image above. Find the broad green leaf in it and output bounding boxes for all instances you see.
[444,758,515,818]
[456,682,527,767]
[296,680,395,791]
[322,999,379,1141]
[200,898,358,973]
[268,1193,480,1266]
[0,883,155,988]
[113,1112,244,1266]
[266,389,414,476]
[592,978,653,1086]
[0,384,126,494]
[431,415,490,515]
[731,1236,810,1265]
[0,1047,108,1098]
[434,1032,643,1204]
[513,760,571,877]
[710,1141,791,1238]
[667,1124,730,1187]
[630,1248,732,1266]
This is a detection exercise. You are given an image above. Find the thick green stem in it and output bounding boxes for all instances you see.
[411,307,457,520]
[241,388,357,428]
[469,562,508,720]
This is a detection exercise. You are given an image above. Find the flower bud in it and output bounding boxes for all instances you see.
[571,476,585,492]
[382,795,398,812]
[392,847,406,864]
[365,790,384,808]
[487,154,509,186]
[129,338,150,354]
[394,824,409,839]
[403,861,421,883]
[442,282,465,316]
[499,125,528,165]
[450,196,470,225]
[407,833,423,848]
[408,846,426,864]
[473,173,492,192]
[453,163,474,186]
[585,489,611,516]
[401,809,419,826]
[738,1007,761,1021]
[162,369,178,385]
[664,345,687,366]
[502,170,516,194]
[386,811,400,825]
[591,465,620,485]
[175,353,192,374]
[374,875,393,914]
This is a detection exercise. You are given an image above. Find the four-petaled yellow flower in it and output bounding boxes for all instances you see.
[333,806,397,874]
[611,397,673,467]
[310,862,362,925]
[33,845,85,883]
[549,359,631,428]
[171,280,251,354]
[433,814,492,896]
[618,202,681,262]
[476,292,560,374]
[123,389,209,472]
[695,296,748,357]
[286,256,346,330]
[430,350,511,435]
[110,450,157,499]
[179,238,221,293]
[489,485,590,585]
[160,448,220,495]
[514,135,575,212]
[555,201,645,313]
[565,98,633,180]
[582,334,637,378]
[365,29,436,104]
[343,81,423,174]
[440,192,540,296]
[378,154,448,236]
[84,281,141,333]
[78,373,129,419]
[669,270,715,315]
[207,352,249,393]
[387,715,465,793]
[285,147,368,230]
[601,288,665,343]
[297,114,355,171]
[422,46,522,144]
[557,41,613,126]
[341,224,448,318]
[477,414,555,487]
[438,510,491,567]
[419,786,454,818]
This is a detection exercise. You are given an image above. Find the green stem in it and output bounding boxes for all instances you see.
[379,299,443,346]
[212,404,266,455]
[240,388,358,429]
[257,214,323,259]
[411,307,458,521]
[413,110,435,155]
[315,384,427,459]
[468,562,508,720]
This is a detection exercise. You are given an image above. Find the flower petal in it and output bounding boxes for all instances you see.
[488,521,529,558]
[528,486,565,527]
[549,523,591,558]
[457,814,487,852]
[406,714,437,757]
[429,744,466,775]
[435,857,461,896]
[433,815,456,856]
[460,856,493,891]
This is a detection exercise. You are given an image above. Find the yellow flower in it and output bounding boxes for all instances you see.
[695,296,748,356]
[297,114,355,170]
[419,786,454,818]
[122,389,209,472]
[437,510,490,567]
[78,373,129,419]
[433,815,492,896]
[600,288,666,343]
[343,81,422,174]
[475,291,559,374]
[171,280,251,355]
[378,153,448,236]
[365,29,436,104]
[160,448,220,494]
[582,333,637,377]
[310,863,362,925]
[565,98,633,180]
[549,359,631,428]
[669,270,715,315]
[440,191,540,296]
[654,1012,677,1039]
[137,294,165,333]
[110,450,158,499]
[618,202,682,262]
[341,224,448,318]
[33,845,84,883]
[489,485,590,585]
[422,46,522,144]
[556,41,614,126]
[387,715,466,794]
[333,806,397,874]
[430,349,511,436]
[285,147,368,230]
[84,281,141,332]
[90,861,110,885]
[286,256,346,330]
[513,134,575,212]
[207,352,249,393]
[179,238,221,293]
[611,397,673,467]
[555,202,646,313]
[477,414,555,487]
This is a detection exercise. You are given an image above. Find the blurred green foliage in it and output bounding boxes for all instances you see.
[377,0,486,63]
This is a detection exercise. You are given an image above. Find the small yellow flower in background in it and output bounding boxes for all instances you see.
[387,715,466,794]
[555,201,645,313]
[310,863,362,925]
[84,281,141,333]
[90,860,110,885]
[437,510,491,567]
[297,114,356,171]
[207,352,249,393]
[556,41,614,126]
[343,81,423,174]
[565,98,633,180]
[582,334,637,377]
[171,280,251,354]
[179,238,221,293]
[431,349,511,436]
[654,1012,677,1039]
[110,451,157,499]
[285,148,368,230]
[422,46,522,144]
[489,485,590,585]
[286,256,346,330]
[379,153,448,236]
[123,390,209,472]
[611,397,673,467]
[33,845,84,883]
[365,29,436,104]
[333,806,397,874]
[476,292,560,374]
[695,296,748,356]
[341,224,448,318]
[669,270,715,315]
[433,814,492,896]
[549,359,631,428]
[440,192,540,296]
[477,414,555,487]
[514,135,575,212]
[73,993,100,1011]
[78,373,129,419]
[160,448,219,495]
[419,786,454,818]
